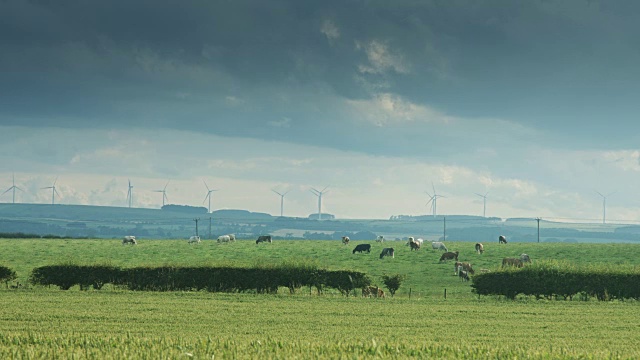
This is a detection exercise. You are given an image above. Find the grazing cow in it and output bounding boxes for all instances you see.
[502,257,524,268]
[459,269,470,281]
[342,236,350,245]
[520,253,531,263]
[379,247,395,259]
[431,241,448,252]
[122,236,137,245]
[414,238,424,245]
[475,243,484,254]
[362,286,385,298]
[256,235,272,244]
[439,251,459,262]
[406,237,415,246]
[217,235,231,243]
[352,244,371,254]
[409,241,421,251]
[228,234,236,242]
[376,235,384,242]
[499,235,508,244]
[460,262,475,275]
[188,236,201,244]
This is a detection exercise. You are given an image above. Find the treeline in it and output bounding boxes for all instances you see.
[28,264,371,295]
[471,261,640,300]
[0,232,88,239]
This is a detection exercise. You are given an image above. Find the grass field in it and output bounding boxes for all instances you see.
[1,238,640,358]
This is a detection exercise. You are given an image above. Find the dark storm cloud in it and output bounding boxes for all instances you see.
[2,0,640,153]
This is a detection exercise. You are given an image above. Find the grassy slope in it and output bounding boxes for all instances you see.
[1,239,640,358]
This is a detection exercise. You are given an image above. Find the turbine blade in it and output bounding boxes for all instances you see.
[203,180,210,191]
[1,188,11,196]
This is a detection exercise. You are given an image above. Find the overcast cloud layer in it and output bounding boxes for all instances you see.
[1,0,640,222]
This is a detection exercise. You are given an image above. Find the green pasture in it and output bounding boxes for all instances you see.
[1,238,640,358]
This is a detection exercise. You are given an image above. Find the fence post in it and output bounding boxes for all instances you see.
[444,288,447,299]
[409,287,412,299]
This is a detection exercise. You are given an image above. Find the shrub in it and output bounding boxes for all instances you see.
[381,274,406,297]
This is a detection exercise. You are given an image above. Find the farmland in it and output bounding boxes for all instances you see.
[1,238,640,358]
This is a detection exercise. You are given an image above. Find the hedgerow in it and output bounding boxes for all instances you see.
[471,260,640,300]
[28,263,370,295]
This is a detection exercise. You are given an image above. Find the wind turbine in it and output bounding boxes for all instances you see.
[310,186,329,220]
[154,181,169,207]
[425,183,444,217]
[475,191,489,217]
[126,179,134,208]
[595,191,615,224]
[42,177,60,205]
[272,188,291,217]
[1,174,23,204]
[203,181,218,213]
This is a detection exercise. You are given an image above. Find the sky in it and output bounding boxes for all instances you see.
[1,0,640,222]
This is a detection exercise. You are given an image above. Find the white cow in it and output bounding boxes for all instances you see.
[122,236,137,245]
[217,235,231,243]
[188,236,201,244]
[414,238,424,245]
[376,235,384,243]
[228,234,236,242]
[431,241,447,251]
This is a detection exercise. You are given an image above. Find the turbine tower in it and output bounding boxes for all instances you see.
[42,177,60,205]
[475,191,489,217]
[126,179,134,208]
[154,181,169,207]
[425,183,444,217]
[1,174,23,204]
[596,191,615,224]
[203,181,218,213]
[310,186,329,220]
[272,189,290,217]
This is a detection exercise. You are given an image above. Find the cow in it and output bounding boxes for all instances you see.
[414,238,424,245]
[454,261,463,275]
[228,234,236,242]
[352,244,371,254]
[342,236,350,245]
[362,286,385,298]
[459,269,470,281]
[460,262,475,275]
[502,257,524,268]
[379,247,395,259]
[439,251,459,262]
[188,236,201,244]
[217,235,231,243]
[409,240,421,251]
[256,235,272,244]
[406,236,415,246]
[499,235,508,244]
[376,235,384,242]
[475,243,484,254]
[431,241,448,252]
[122,236,137,245]
[520,253,531,263]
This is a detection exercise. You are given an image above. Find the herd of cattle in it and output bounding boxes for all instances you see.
[122,233,532,294]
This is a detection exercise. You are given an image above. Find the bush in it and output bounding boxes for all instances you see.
[381,274,406,297]
[0,265,17,285]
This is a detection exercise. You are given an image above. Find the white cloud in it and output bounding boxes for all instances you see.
[268,117,292,128]
[347,93,452,126]
[320,20,340,43]
[356,40,410,74]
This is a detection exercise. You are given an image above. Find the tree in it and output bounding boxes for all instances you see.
[381,274,406,297]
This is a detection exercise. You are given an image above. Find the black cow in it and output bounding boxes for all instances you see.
[499,235,507,244]
[256,235,272,244]
[352,244,371,254]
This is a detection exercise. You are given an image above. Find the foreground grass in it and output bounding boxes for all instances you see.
[0,290,639,359]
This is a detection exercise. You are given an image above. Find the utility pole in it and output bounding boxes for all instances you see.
[194,218,200,237]
[536,217,541,243]
[443,216,446,241]
[208,217,212,240]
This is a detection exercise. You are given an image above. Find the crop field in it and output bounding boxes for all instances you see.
[1,238,640,358]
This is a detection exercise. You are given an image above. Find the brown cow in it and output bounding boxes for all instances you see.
[409,241,421,251]
[439,251,459,262]
[475,243,484,254]
[502,257,523,268]
[362,286,385,298]
[459,262,475,275]
[458,270,470,281]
